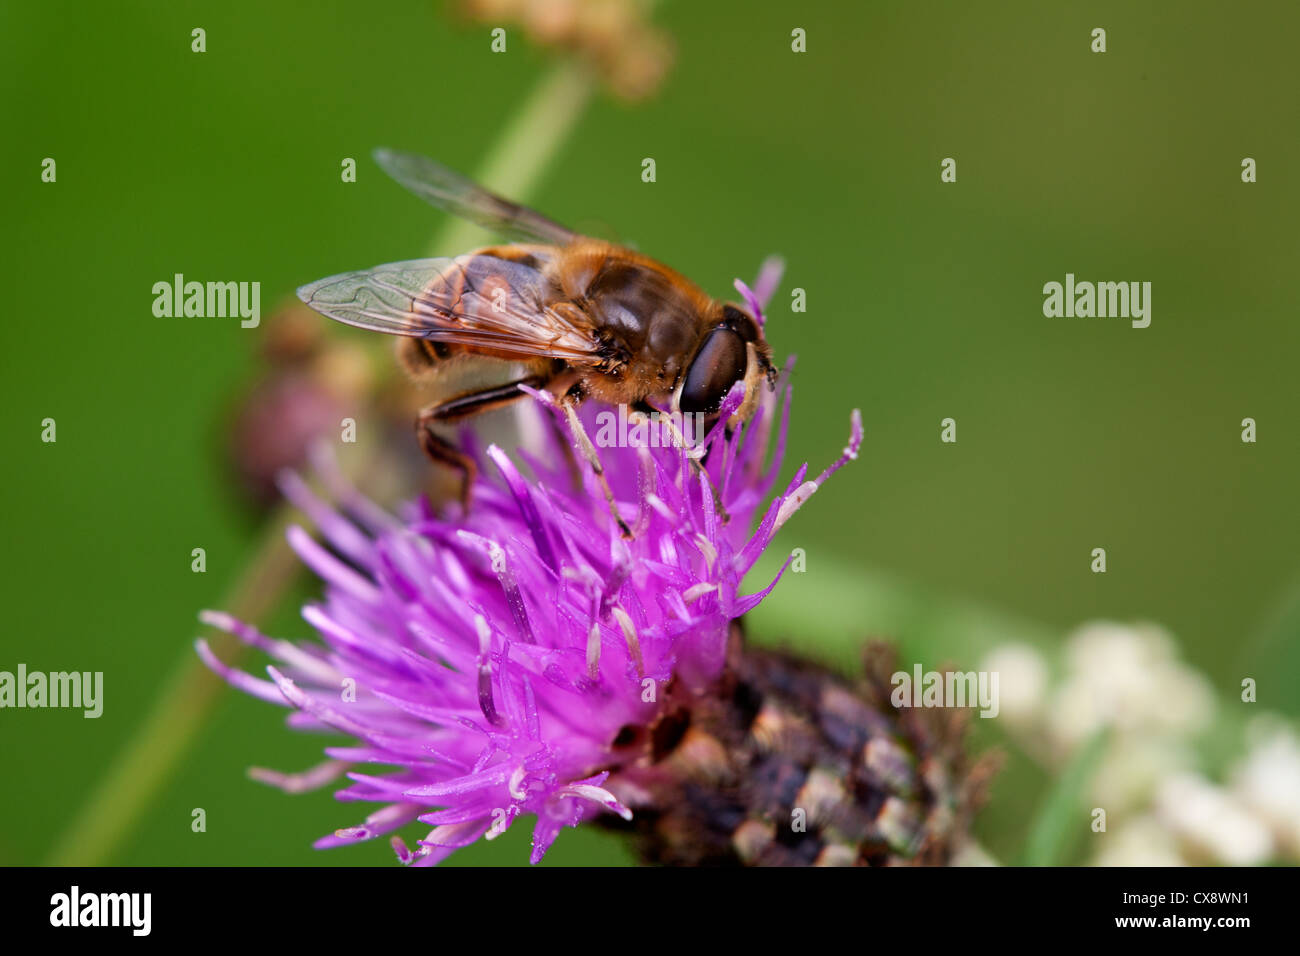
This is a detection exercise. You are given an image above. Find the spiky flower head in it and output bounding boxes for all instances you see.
[199,268,864,864]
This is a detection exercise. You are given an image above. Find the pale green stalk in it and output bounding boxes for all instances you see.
[428,62,593,257]
[1018,728,1110,865]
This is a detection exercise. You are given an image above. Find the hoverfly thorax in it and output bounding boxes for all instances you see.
[296,148,777,521]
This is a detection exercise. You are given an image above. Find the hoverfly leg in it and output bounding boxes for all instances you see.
[415,376,547,507]
[537,374,585,495]
[561,397,633,539]
[414,423,479,508]
[728,342,765,428]
[547,412,585,494]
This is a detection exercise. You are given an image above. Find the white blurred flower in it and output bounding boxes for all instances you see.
[1155,773,1273,865]
[1230,717,1300,855]
[1146,665,1217,736]
[1091,814,1185,867]
[1064,621,1176,677]
[1090,735,1197,815]
[980,643,1048,726]
[995,619,1300,866]
[1046,622,1215,750]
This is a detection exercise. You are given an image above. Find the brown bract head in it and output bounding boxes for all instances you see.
[597,624,996,866]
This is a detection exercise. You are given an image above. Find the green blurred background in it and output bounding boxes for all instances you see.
[2,0,1297,866]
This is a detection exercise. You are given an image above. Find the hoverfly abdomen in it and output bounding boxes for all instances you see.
[396,335,455,378]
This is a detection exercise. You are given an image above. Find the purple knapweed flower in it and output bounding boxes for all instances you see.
[198,263,862,864]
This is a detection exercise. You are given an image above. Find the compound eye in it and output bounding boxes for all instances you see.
[679,327,747,414]
[722,304,760,342]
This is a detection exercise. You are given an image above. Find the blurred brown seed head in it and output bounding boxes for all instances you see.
[228,303,378,508]
[599,627,997,866]
[454,0,674,101]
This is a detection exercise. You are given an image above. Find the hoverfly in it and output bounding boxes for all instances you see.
[297,149,775,531]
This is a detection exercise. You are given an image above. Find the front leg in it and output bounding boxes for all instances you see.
[630,401,730,526]
[561,393,633,539]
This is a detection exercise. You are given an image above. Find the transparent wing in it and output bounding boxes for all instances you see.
[374,148,579,246]
[297,255,605,364]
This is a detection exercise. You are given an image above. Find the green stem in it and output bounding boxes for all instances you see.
[1017,728,1111,866]
[44,60,598,867]
[45,510,300,867]
[428,61,594,257]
